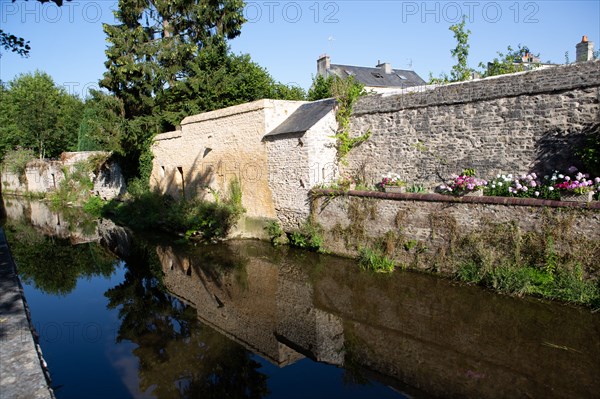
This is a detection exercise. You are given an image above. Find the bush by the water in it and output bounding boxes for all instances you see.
[103,179,245,241]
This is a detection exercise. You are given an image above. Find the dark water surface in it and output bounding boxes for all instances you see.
[2,198,599,398]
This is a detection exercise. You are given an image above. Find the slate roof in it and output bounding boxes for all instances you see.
[264,99,336,137]
[328,64,426,88]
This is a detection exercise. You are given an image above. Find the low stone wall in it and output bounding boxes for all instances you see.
[313,191,600,277]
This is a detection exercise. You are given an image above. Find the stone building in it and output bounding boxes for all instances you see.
[150,98,338,234]
[316,54,426,93]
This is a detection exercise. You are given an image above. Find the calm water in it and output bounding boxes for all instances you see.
[2,198,600,398]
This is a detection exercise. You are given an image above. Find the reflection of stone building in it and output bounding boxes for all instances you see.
[157,242,345,367]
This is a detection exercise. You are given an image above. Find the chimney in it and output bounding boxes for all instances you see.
[317,54,330,77]
[576,35,594,62]
[376,61,392,74]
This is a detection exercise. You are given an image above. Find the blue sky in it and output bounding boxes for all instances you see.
[1,0,598,97]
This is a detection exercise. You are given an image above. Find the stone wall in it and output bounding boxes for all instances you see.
[265,108,338,229]
[346,60,600,186]
[0,152,125,200]
[313,191,600,277]
[151,100,305,225]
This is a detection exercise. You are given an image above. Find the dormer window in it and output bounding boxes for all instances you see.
[371,72,384,79]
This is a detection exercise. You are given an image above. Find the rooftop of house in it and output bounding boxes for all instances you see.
[264,98,336,137]
[317,55,426,88]
[329,63,426,88]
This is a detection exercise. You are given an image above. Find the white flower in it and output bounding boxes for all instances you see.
[534,191,540,197]
[497,182,503,187]
[548,186,554,191]
[558,174,564,179]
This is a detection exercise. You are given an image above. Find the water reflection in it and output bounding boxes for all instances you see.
[3,197,600,399]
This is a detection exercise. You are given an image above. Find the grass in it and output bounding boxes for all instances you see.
[456,262,600,308]
[357,247,395,273]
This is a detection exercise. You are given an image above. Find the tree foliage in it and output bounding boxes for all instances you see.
[429,16,473,84]
[307,74,334,101]
[449,17,472,82]
[100,0,304,181]
[0,71,84,159]
[77,90,126,153]
[479,44,539,78]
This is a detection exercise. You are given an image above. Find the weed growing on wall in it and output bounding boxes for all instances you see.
[265,220,287,245]
[331,76,371,164]
[49,161,94,205]
[288,221,325,252]
[317,195,600,308]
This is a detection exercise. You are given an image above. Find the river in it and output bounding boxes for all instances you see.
[2,197,599,399]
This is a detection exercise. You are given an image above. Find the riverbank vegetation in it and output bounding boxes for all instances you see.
[102,179,245,242]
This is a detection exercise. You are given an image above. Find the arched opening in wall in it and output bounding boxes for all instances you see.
[51,173,56,189]
[160,165,166,178]
[177,166,185,197]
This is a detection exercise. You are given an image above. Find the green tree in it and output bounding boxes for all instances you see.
[101,0,303,181]
[77,90,126,153]
[0,71,84,159]
[101,0,246,122]
[429,16,473,84]
[307,74,334,101]
[479,44,539,77]
[449,16,472,82]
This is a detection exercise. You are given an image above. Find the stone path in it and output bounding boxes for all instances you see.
[0,228,54,399]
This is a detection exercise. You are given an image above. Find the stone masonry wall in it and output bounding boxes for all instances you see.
[314,192,600,277]
[151,100,305,223]
[0,152,125,199]
[346,61,600,186]
[265,109,338,230]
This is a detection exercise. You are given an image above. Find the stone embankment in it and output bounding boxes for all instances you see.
[0,228,54,399]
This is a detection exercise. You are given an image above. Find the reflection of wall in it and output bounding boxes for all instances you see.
[314,261,600,399]
[157,242,345,367]
[3,197,100,244]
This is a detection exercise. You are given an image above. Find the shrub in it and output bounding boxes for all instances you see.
[288,221,324,251]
